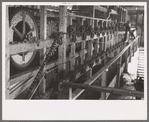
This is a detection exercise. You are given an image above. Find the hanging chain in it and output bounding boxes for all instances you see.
[26,32,63,99]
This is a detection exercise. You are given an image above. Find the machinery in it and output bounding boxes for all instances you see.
[6,5,143,100]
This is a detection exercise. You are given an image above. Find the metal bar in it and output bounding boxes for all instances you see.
[62,82,144,98]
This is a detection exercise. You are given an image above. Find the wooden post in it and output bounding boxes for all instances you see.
[101,69,107,99]
[57,6,67,99]
[58,5,67,70]
[5,5,10,99]
[77,18,85,65]
[38,6,47,94]
[68,15,74,100]
[100,53,107,99]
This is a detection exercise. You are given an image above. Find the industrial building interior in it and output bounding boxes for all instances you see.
[5,4,144,100]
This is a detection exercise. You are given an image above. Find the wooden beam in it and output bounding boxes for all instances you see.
[39,6,47,94]
[57,6,67,99]
[9,35,100,55]
[101,69,107,99]
[106,75,117,99]
[62,82,144,98]
[9,40,53,55]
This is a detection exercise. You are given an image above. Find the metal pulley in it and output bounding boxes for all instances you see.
[51,32,63,46]
[83,20,89,30]
[57,32,63,45]
[82,33,86,40]
[90,31,94,38]
[87,26,94,38]
[103,21,107,30]
[98,20,102,31]
[67,25,76,34]
[88,26,93,32]
[79,25,86,33]
[94,26,99,34]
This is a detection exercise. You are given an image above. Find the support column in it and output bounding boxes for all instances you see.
[58,6,67,99]
[100,53,107,99]
[5,5,10,99]
[39,6,47,94]
[101,70,107,100]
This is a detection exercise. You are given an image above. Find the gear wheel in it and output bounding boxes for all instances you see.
[9,8,38,70]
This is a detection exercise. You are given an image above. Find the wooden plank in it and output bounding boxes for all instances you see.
[62,82,144,98]
[101,69,107,99]
[58,6,67,70]
[5,5,10,99]
[69,16,75,71]
[57,6,68,99]
[9,39,53,55]
[68,13,74,100]
[80,17,85,65]
[9,35,99,55]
